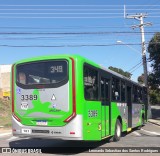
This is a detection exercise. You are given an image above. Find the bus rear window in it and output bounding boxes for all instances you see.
[16,60,68,87]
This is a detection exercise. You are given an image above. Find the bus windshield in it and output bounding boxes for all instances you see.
[16,60,68,86]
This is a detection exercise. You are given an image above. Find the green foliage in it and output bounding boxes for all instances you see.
[137,33,160,105]
[148,32,160,92]
[147,32,160,105]
[138,74,144,85]
[108,66,132,79]
[149,90,160,105]
[138,73,160,105]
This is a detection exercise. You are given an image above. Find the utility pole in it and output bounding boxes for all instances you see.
[126,13,151,88]
[139,14,151,88]
[126,13,152,119]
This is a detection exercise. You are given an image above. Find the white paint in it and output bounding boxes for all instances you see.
[0,132,12,137]
[132,131,142,136]
[7,136,30,141]
[7,136,18,141]
[141,128,160,136]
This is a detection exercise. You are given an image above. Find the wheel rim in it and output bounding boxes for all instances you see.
[117,124,121,137]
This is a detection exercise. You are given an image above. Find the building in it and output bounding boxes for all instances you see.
[0,65,12,99]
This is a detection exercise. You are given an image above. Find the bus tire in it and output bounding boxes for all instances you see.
[113,119,122,142]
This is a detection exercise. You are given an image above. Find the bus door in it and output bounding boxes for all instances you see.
[127,85,132,128]
[100,77,110,138]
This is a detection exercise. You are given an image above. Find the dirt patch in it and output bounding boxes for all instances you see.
[0,98,11,129]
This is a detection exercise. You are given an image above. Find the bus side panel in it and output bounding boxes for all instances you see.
[74,58,85,140]
[110,102,128,135]
[132,103,143,128]
[136,104,145,127]
[116,103,128,132]
[83,101,101,141]
[137,104,147,126]
[76,59,102,141]
[75,58,84,115]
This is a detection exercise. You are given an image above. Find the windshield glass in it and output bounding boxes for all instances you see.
[16,60,68,86]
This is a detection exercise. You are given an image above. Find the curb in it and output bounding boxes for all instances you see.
[148,120,160,126]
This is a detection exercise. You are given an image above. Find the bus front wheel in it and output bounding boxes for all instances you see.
[113,119,122,142]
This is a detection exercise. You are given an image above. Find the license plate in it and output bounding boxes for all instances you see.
[36,120,47,126]
[22,129,31,134]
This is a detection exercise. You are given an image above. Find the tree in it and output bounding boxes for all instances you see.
[138,73,160,105]
[148,32,160,92]
[138,32,160,105]
[108,66,132,79]
[138,74,144,85]
[149,90,160,105]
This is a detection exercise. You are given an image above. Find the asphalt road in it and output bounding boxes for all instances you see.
[0,122,160,155]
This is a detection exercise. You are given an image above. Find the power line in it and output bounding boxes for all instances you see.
[1,15,147,19]
[0,43,141,47]
[0,4,160,6]
[1,42,160,47]
[0,8,160,11]
[0,9,124,10]
[0,31,157,34]
[0,16,124,19]
[1,5,160,19]
[130,63,143,73]
[0,25,130,29]
[0,5,124,6]
[0,13,124,15]
[128,60,142,72]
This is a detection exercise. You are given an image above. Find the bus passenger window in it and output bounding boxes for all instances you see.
[84,66,98,101]
[133,85,138,103]
[121,81,126,102]
[137,88,143,103]
[101,79,105,100]
[112,77,120,101]
[105,80,109,99]
[18,72,26,84]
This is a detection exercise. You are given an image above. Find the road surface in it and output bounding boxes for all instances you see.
[0,122,160,155]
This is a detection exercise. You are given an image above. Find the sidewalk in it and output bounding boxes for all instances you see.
[148,119,160,126]
[148,105,160,126]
